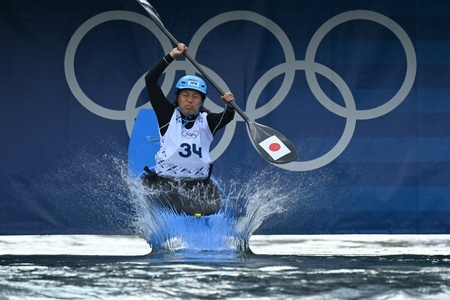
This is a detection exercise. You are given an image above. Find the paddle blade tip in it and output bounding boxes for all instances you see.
[136,0,162,21]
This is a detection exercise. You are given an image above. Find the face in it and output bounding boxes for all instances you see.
[177,89,203,115]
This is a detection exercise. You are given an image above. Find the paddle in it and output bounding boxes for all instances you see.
[136,0,297,164]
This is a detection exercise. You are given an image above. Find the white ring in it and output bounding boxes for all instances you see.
[305,10,416,120]
[65,11,174,121]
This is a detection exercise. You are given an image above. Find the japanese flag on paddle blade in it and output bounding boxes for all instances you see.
[258,135,292,161]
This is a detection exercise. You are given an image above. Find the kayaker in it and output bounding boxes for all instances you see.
[143,43,235,216]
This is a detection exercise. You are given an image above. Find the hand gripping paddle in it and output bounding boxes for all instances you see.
[136,0,297,164]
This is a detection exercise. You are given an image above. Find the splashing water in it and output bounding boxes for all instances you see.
[127,169,294,255]
[8,138,296,255]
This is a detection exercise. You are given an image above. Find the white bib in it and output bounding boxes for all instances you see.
[155,110,213,179]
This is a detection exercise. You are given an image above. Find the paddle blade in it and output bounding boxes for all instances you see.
[136,0,163,24]
[247,121,297,164]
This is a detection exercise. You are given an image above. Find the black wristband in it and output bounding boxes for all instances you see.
[164,54,175,64]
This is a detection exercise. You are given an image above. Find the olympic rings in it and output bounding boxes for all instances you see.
[64,9,416,171]
[182,129,200,139]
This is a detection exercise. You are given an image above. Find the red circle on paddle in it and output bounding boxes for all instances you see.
[269,143,281,152]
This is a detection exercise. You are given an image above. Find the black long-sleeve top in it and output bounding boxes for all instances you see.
[145,54,235,136]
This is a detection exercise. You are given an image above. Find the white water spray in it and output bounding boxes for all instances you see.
[127,169,294,254]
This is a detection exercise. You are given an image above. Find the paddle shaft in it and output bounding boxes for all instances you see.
[146,7,251,123]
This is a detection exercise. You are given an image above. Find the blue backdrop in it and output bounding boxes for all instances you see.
[1,0,450,235]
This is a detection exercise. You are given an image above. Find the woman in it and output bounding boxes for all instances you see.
[143,43,235,216]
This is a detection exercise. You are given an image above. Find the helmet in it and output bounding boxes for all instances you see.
[175,75,207,95]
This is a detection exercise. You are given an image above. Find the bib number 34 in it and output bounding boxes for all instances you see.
[179,143,203,159]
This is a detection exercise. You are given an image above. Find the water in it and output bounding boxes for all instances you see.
[1,235,450,299]
[129,168,292,253]
[1,156,450,299]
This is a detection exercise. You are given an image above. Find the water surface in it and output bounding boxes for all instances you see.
[1,235,449,299]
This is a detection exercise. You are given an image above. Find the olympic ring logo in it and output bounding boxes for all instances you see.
[182,130,200,139]
[64,9,416,172]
